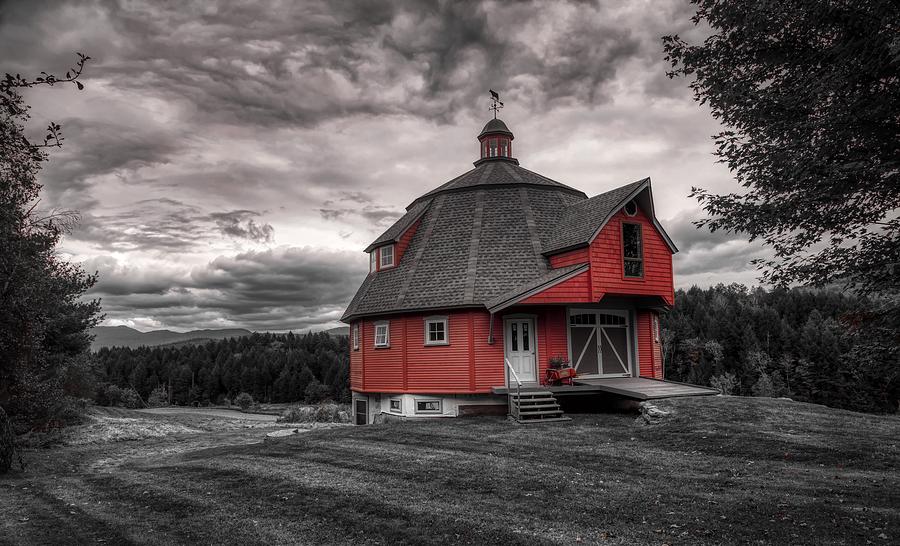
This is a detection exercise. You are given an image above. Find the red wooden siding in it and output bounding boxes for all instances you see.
[637,310,663,379]
[395,217,420,264]
[350,321,363,388]
[519,271,591,304]
[369,217,421,273]
[350,307,572,393]
[549,247,589,268]
[588,208,674,306]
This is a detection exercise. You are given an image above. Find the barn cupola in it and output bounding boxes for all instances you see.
[475,118,518,166]
[475,90,519,166]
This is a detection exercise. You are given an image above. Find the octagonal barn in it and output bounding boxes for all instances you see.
[342,116,679,423]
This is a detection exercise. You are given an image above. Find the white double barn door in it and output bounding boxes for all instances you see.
[569,309,631,377]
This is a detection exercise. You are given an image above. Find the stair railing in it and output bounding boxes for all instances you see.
[505,358,522,418]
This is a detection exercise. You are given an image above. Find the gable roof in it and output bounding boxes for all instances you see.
[542,178,678,255]
[485,263,589,313]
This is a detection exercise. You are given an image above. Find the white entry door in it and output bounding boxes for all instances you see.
[505,317,537,385]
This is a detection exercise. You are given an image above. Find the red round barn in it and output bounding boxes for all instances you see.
[342,117,678,424]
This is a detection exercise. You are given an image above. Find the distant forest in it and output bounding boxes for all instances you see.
[94,332,350,406]
[93,285,897,414]
[663,285,897,414]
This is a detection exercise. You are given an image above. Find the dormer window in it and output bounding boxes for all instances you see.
[379,244,394,268]
[370,250,377,273]
[622,223,644,278]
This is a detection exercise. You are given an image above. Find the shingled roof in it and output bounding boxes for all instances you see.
[410,160,584,207]
[542,178,648,254]
[341,124,675,322]
[364,199,431,253]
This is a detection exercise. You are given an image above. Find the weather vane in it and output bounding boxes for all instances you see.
[489,89,504,119]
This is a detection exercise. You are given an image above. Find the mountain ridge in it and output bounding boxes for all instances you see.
[91,325,349,350]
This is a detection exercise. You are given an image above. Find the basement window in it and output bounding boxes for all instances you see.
[424,316,449,345]
[374,321,390,348]
[380,244,394,268]
[389,398,402,413]
[415,399,442,414]
[622,223,644,278]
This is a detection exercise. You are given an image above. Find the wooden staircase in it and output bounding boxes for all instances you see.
[508,390,571,424]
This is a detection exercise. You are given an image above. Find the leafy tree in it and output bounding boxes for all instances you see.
[234,392,254,411]
[94,332,352,406]
[663,284,898,413]
[1,54,101,434]
[663,1,899,294]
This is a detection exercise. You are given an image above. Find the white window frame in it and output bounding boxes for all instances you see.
[379,244,394,268]
[624,200,638,217]
[388,397,402,414]
[370,250,377,272]
[374,321,390,348]
[415,399,442,414]
[424,316,449,346]
[653,314,660,343]
[352,323,359,351]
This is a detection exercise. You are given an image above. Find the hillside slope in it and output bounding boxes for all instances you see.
[5,396,898,544]
[91,326,252,350]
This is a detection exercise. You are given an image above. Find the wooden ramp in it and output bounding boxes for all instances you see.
[568,377,718,400]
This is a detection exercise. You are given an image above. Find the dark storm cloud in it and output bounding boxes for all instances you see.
[319,205,401,229]
[665,210,746,252]
[209,210,275,243]
[36,117,182,208]
[88,247,366,330]
[71,201,276,251]
[5,0,675,128]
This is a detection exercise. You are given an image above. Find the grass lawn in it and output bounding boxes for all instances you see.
[1,396,898,545]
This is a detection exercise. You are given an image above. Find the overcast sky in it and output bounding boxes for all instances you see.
[2,0,767,333]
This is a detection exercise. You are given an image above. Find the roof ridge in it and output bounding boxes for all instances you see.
[395,193,446,307]
[463,190,486,304]
[518,186,547,274]
[501,161,524,183]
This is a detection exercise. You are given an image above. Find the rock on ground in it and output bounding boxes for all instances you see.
[637,401,672,425]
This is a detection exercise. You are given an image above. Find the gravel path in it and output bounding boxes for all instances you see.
[137,407,278,421]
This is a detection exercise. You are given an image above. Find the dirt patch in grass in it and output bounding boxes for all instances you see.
[1,397,898,545]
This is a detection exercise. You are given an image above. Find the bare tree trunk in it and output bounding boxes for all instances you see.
[0,406,16,473]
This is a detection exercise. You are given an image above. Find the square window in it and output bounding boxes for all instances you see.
[380,245,394,268]
[374,322,390,348]
[424,317,448,345]
[389,398,401,413]
[415,399,441,414]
